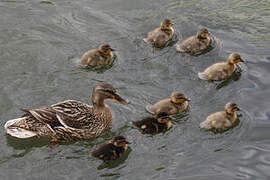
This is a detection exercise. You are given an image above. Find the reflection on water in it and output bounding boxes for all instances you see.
[0,0,270,179]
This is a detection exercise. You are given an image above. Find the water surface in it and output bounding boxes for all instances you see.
[0,0,270,179]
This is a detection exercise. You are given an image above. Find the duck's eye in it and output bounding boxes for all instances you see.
[103,89,114,94]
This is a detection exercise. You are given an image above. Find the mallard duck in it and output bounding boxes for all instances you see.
[198,53,244,81]
[4,82,130,143]
[91,136,130,162]
[199,102,240,132]
[145,91,189,115]
[77,44,115,68]
[132,112,172,134]
[143,19,174,48]
[176,28,211,54]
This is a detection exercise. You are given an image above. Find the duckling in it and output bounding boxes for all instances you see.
[145,91,189,115]
[198,53,244,81]
[77,44,115,68]
[132,112,172,134]
[4,82,130,143]
[200,102,240,132]
[143,19,174,48]
[91,136,130,162]
[176,28,211,54]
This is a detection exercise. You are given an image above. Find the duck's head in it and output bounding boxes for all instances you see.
[227,53,244,64]
[225,102,240,114]
[196,28,209,39]
[170,91,189,104]
[98,44,115,55]
[156,112,171,124]
[112,136,130,147]
[160,19,173,30]
[92,82,130,106]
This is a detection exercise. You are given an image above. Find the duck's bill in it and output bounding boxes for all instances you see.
[112,94,130,104]
[184,98,190,102]
[240,58,245,62]
[110,48,115,51]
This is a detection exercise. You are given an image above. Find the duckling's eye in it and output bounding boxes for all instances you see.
[103,89,114,94]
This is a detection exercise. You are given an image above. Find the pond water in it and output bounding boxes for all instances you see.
[0,0,270,179]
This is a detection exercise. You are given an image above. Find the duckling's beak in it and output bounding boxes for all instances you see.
[110,48,115,51]
[184,98,190,102]
[125,140,131,144]
[240,58,244,62]
[112,93,130,104]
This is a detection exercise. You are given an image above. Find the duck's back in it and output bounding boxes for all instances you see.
[199,61,234,81]
[77,49,99,67]
[91,143,114,161]
[146,98,172,114]
[144,28,173,47]
[133,117,159,133]
[200,111,228,130]
[177,36,210,53]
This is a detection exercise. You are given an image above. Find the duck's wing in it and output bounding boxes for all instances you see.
[176,36,195,52]
[144,28,160,43]
[78,49,98,67]
[91,143,114,161]
[21,100,95,129]
[201,62,229,81]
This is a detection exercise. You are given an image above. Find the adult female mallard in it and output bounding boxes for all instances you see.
[77,44,115,68]
[145,91,189,115]
[143,19,174,48]
[4,82,130,143]
[198,53,244,81]
[199,102,240,132]
[176,28,211,54]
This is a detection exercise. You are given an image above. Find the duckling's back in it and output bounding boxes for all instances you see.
[132,117,159,134]
[198,61,233,81]
[91,143,115,161]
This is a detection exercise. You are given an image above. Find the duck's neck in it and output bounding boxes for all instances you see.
[170,100,185,106]
[161,27,173,34]
[226,111,236,122]
[92,94,106,108]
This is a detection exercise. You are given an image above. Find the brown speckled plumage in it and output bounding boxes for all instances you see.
[5,83,130,143]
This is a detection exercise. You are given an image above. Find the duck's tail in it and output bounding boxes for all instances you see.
[145,105,155,114]
[143,38,148,43]
[4,117,37,138]
[198,72,209,80]
[175,44,185,52]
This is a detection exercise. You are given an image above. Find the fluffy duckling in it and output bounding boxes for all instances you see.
[143,19,174,48]
[200,102,240,132]
[91,136,130,162]
[132,112,172,134]
[77,44,115,68]
[146,91,189,115]
[176,28,211,54]
[198,53,244,81]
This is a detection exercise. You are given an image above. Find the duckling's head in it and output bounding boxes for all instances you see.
[170,91,189,104]
[93,82,130,105]
[160,19,173,30]
[156,112,171,123]
[112,136,130,147]
[225,102,240,114]
[227,53,244,64]
[98,44,115,55]
[196,28,209,39]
